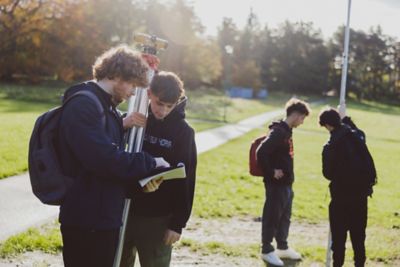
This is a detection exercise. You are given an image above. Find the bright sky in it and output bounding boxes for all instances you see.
[192,0,400,39]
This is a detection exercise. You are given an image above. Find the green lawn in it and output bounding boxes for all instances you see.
[0,83,64,178]
[1,98,399,266]
[192,98,400,265]
[185,89,292,131]
[0,83,291,178]
[0,99,56,179]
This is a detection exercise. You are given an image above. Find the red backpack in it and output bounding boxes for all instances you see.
[249,135,267,176]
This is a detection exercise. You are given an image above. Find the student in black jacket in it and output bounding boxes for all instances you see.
[319,108,376,267]
[120,71,197,267]
[57,45,169,267]
[256,98,311,266]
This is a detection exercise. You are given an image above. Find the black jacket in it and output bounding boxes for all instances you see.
[322,118,376,199]
[131,97,197,234]
[57,82,156,230]
[256,120,294,185]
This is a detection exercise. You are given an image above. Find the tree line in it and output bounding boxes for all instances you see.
[1,0,399,101]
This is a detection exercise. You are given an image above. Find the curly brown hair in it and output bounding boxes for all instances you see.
[92,45,149,87]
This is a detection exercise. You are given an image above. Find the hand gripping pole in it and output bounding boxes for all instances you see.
[113,34,167,267]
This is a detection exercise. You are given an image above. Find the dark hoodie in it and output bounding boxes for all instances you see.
[256,120,294,185]
[57,81,156,230]
[131,97,197,234]
[322,123,376,199]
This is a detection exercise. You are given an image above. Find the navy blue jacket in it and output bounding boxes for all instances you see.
[57,82,156,230]
[131,97,197,234]
[256,120,294,185]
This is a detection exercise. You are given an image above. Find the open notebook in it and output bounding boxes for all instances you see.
[138,163,186,187]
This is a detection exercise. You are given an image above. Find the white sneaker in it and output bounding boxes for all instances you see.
[261,251,284,266]
[275,247,302,260]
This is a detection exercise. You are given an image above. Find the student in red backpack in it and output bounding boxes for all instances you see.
[57,45,169,267]
[256,98,310,266]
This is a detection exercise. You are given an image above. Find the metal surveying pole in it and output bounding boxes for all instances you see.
[326,2,352,266]
[338,0,352,118]
[113,33,168,267]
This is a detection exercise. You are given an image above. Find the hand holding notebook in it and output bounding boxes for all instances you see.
[139,163,186,187]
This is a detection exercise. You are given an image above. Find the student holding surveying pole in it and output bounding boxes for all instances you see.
[57,45,169,267]
[319,108,376,267]
[120,70,197,267]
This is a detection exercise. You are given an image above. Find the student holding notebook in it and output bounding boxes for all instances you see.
[120,71,197,267]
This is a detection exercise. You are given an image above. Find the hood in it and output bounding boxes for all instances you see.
[62,81,93,103]
[268,120,291,133]
[62,81,113,107]
[328,124,352,145]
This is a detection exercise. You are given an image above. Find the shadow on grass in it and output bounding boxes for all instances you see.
[349,101,400,116]
[324,96,400,116]
[0,98,57,113]
[0,83,66,113]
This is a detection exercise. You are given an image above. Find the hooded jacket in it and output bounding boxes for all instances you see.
[57,81,156,230]
[131,97,197,234]
[322,121,376,199]
[256,120,294,185]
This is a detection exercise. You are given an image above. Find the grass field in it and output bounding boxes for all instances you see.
[0,83,291,179]
[192,98,400,265]
[1,97,399,266]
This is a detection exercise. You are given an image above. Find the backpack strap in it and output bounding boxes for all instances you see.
[63,90,106,128]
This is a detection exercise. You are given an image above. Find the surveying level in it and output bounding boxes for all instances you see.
[133,33,168,55]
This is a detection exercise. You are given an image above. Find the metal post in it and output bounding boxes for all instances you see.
[113,71,154,267]
[326,3,352,266]
[113,33,168,267]
[325,229,332,267]
[338,0,352,118]
[223,45,233,122]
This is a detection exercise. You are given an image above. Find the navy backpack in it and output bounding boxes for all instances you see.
[28,89,105,205]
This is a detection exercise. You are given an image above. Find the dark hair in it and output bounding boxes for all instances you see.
[319,108,341,128]
[285,98,311,116]
[92,45,149,87]
[150,71,184,103]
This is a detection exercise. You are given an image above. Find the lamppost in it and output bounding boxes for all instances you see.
[338,0,352,118]
[395,42,400,92]
[223,45,233,122]
[326,3,352,266]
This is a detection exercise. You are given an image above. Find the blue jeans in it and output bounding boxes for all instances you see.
[261,183,293,254]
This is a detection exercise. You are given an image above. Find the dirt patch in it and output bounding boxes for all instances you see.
[0,217,396,266]
[0,251,63,267]
[184,216,329,248]
[172,246,262,267]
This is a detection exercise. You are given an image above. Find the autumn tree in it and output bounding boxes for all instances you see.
[0,0,65,81]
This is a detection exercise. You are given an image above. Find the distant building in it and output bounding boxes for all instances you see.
[227,87,268,99]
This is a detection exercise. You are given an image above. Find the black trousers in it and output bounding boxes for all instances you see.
[261,183,293,253]
[329,197,368,267]
[120,215,172,267]
[61,225,119,267]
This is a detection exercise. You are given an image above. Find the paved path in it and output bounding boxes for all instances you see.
[195,109,283,154]
[0,109,284,241]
